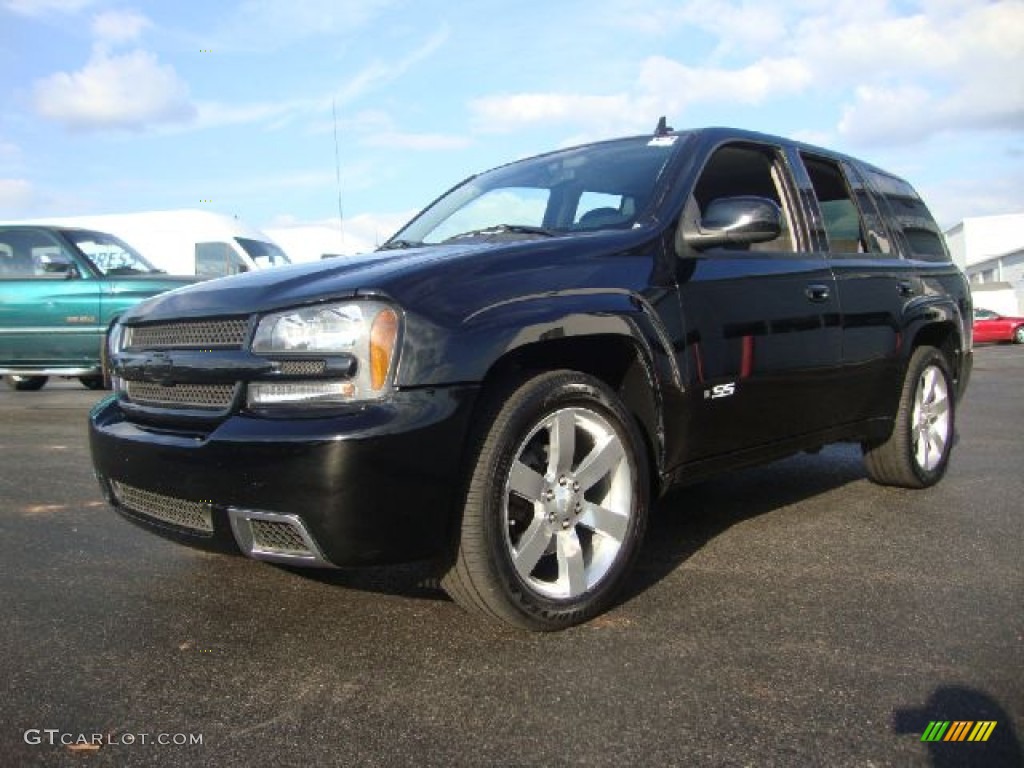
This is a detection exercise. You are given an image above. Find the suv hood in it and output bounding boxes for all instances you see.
[119,231,650,324]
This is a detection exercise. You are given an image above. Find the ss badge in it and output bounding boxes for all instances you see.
[705,382,736,400]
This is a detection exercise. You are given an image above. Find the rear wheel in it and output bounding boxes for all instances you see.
[442,371,649,631]
[4,375,48,391]
[1014,325,1024,344]
[862,346,955,488]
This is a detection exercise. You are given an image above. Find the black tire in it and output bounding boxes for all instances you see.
[79,375,106,390]
[4,375,48,391]
[442,370,649,631]
[862,346,955,488]
[1014,325,1024,345]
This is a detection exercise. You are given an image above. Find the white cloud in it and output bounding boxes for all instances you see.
[471,55,811,135]
[475,0,1024,148]
[361,132,471,151]
[920,171,1024,230]
[264,211,414,255]
[33,48,196,132]
[219,0,398,51]
[92,9,151,46]
[3,0,93,15]
[0,137,20,160]
[0,178,36,212]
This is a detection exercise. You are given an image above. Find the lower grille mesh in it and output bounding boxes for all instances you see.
[250,519,313,555]
[111,482,213,533]
[124,381,236,410]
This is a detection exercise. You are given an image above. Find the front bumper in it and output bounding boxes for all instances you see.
[89,386,478,566]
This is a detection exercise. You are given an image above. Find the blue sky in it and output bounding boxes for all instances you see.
[1,0,1022,252]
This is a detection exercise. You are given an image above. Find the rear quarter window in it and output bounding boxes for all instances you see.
[863,169,950,263]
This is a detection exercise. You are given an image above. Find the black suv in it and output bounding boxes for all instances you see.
[89,125,972,631]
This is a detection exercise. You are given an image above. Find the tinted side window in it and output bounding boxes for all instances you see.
[690,143,797,252]
[862,169,950,263]
[800,154,873,255]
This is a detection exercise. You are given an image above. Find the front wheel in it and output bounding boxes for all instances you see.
[1013,325,1024,344]
[442,371,649,631]
[862,346,955,488]
[4,375,48,391]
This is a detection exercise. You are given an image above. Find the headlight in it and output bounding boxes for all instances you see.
[248,301,400,406]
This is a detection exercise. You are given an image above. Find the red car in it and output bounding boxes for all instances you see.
[973,308,1024,344]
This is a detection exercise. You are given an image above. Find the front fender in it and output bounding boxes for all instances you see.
[396,289,679,389]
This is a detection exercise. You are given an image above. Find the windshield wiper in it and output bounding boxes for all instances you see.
[377,239,423,252]
[442,224,558,242]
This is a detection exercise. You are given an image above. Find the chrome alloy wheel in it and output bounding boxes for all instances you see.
[502,406,634,600]
[912,364,951,472]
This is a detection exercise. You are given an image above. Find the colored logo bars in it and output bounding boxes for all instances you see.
[921,721,997,743]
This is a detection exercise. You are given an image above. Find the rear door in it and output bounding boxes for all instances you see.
[790,153,924,425]
[0,228,102,367]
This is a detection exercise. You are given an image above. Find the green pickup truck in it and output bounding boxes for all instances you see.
[0,225,195,390]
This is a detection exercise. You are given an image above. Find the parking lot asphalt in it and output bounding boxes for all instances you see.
[1,346,1021,767]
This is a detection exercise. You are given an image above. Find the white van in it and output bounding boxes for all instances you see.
[8,210,291,277]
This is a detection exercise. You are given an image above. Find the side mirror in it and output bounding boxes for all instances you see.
[681,196,783,251]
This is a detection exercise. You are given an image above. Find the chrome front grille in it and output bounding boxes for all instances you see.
[124,381,237,410]
[111,481,213,533]
[126,318,249,350]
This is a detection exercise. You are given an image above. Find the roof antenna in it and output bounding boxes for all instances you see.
[654,116,673,136]
[332,99,345,253]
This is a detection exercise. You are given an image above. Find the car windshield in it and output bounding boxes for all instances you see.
[386,135,685,247]
[63,229,163,275]
[236,237,291,268]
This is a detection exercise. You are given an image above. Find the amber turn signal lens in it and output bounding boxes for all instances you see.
[369,308,399,390]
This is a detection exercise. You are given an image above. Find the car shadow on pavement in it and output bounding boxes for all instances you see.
[290,444,869,607]
[620,443,868,602]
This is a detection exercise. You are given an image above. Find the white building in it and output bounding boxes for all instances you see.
[944,213,1024,314]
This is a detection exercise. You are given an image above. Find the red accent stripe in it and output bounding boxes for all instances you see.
[740,335,754,378]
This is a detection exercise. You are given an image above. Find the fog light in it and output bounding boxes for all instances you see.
[247,380,356,406]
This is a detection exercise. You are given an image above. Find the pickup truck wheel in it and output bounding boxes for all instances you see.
[5,375,48,391]
[862,346,954,488]
[79,376,106,390]
[442,371,648,631]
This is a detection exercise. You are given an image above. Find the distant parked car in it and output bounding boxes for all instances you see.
[0,225,195,390]
[973,307,1024,344]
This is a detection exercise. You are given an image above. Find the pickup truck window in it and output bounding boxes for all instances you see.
[64,229,160,276]
[0,227,80,278]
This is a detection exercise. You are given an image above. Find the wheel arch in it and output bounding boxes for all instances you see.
[904,301,969,397]
[474,332,666,499]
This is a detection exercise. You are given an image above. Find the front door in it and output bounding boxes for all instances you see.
[672,141,841,463]
[0,227,102,367]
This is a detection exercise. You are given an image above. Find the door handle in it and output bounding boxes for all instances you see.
[805,284,831,303]
[897,280,917,297]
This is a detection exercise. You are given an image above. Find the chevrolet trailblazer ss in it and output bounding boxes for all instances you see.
[90,125,972,631]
